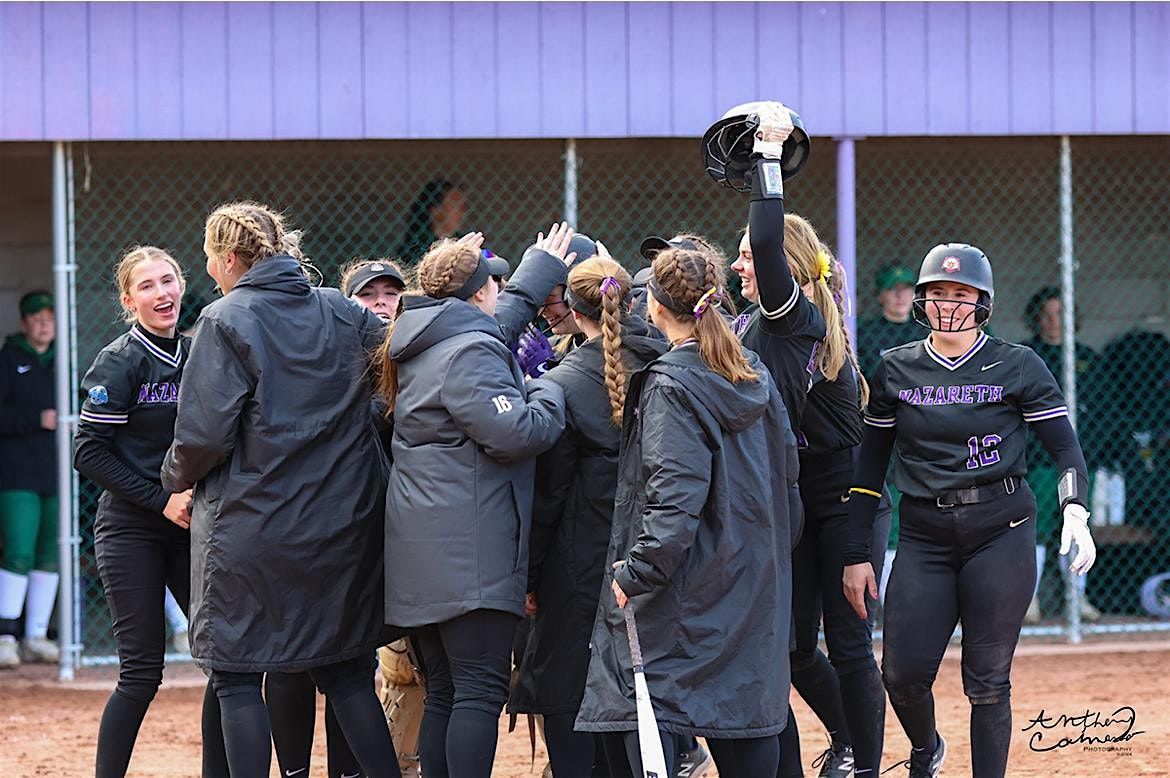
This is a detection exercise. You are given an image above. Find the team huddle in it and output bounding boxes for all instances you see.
[71,102,1095,778]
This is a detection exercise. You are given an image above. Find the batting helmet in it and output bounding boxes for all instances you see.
[912,243,994,331]
[701,102,811,192]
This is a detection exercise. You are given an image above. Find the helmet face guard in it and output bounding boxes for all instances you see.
[912,290,993,332]
[701,104,811,192]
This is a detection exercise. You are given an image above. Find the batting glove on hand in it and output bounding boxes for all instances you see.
[517,325,555,379]
[1060,503,1096,575]
[752,101,795,160]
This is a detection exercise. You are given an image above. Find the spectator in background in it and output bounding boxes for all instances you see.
[1022,286,1102,622]
[397,179,469,266]
[856,264,919,379]
[0,291,59,669]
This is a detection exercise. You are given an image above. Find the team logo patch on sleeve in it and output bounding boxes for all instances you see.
[88,385,109,405]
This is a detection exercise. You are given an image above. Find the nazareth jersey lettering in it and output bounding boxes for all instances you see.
[864,332,1067,499]
[77,324,188,488]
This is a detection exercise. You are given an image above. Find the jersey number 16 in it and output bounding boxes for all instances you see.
[966,434,1002,470]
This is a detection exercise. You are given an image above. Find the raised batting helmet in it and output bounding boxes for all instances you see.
[701,102,811,192]
[912,243,994,331]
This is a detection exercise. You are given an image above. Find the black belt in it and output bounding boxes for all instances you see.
[934,476,1019,509]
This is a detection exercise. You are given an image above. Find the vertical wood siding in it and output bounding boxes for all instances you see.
[0,2,1166,140]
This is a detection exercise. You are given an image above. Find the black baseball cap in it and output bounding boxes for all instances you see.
[639,235,699,261]
[566,234,598,268]
[632,267,654,287]
[344,262,406,296]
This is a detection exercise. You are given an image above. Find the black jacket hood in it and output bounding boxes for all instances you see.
[232,254,312,297]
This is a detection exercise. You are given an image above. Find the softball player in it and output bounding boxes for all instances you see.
[577,242,798,776]
[0,291,59,669]
[510,255,667,778]
[161,202,399,778]
[72,247,208,777]
[843,244,1097,777]
[376,234,568,778]
[342,258,408,322]
[716,102,884,777]
[764,218,890,778]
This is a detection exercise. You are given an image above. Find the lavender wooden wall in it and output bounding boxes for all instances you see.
[1,2,1167,141]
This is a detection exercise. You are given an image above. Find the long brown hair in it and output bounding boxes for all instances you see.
[373,239,480,414]
[823,255,870,407]
[651,247,757,384]
[567,257,633,425]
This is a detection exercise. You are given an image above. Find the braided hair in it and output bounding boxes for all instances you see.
[651,247,757,384]
[566,257,633,425]
[373,239,481,415]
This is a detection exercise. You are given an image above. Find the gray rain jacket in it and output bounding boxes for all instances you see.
[385,297,565,627]
[576,344,799,738]
[161,255,389,672]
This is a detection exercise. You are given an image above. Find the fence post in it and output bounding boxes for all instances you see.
[53,142,80,680]
[1059,135,1083,645]
[564,138,579,227]
[836,137,858,342]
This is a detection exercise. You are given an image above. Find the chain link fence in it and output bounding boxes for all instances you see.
[57,135,1168,660]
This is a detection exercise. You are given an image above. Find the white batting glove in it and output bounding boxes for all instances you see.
[1060,503,1096,575]
[752,101,795,160]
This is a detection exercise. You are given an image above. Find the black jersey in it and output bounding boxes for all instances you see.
[74,325,188,513]
[801,362,863,457]
[736,291,826,434]
[864,332,1068,499]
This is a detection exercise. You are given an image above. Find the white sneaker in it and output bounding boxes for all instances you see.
[20,636,59,664]
[0,635,19,669]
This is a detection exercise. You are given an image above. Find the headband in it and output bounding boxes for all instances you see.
[451,256,491,301]
[646,277,693,316]
[565,276,622,320]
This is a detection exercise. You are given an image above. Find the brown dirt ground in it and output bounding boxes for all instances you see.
[2,638,1167,776]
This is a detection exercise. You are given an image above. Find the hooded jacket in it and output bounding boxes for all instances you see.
[576,344,798,738]
[510,323,667,714]
[0,334,55,494]
[161,255,389,672]
[384,297,565,628]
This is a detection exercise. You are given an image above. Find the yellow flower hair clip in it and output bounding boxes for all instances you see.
[816,249,833,282]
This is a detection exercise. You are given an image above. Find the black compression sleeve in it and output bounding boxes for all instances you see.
[843,425,897,565]
[74,436,169,514]
[1030,416,1090,508]
[748,159,799,317]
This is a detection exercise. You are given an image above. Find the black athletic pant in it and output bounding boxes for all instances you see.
[93,495,198,778]
[543,711,598,778]
[788,454,891,776]
[211,654,399,778]
[882,483,1037,778]
[414,608,517,778]
[265,670,362,778]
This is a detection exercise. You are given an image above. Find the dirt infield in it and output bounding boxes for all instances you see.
[2,640,1166,776]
